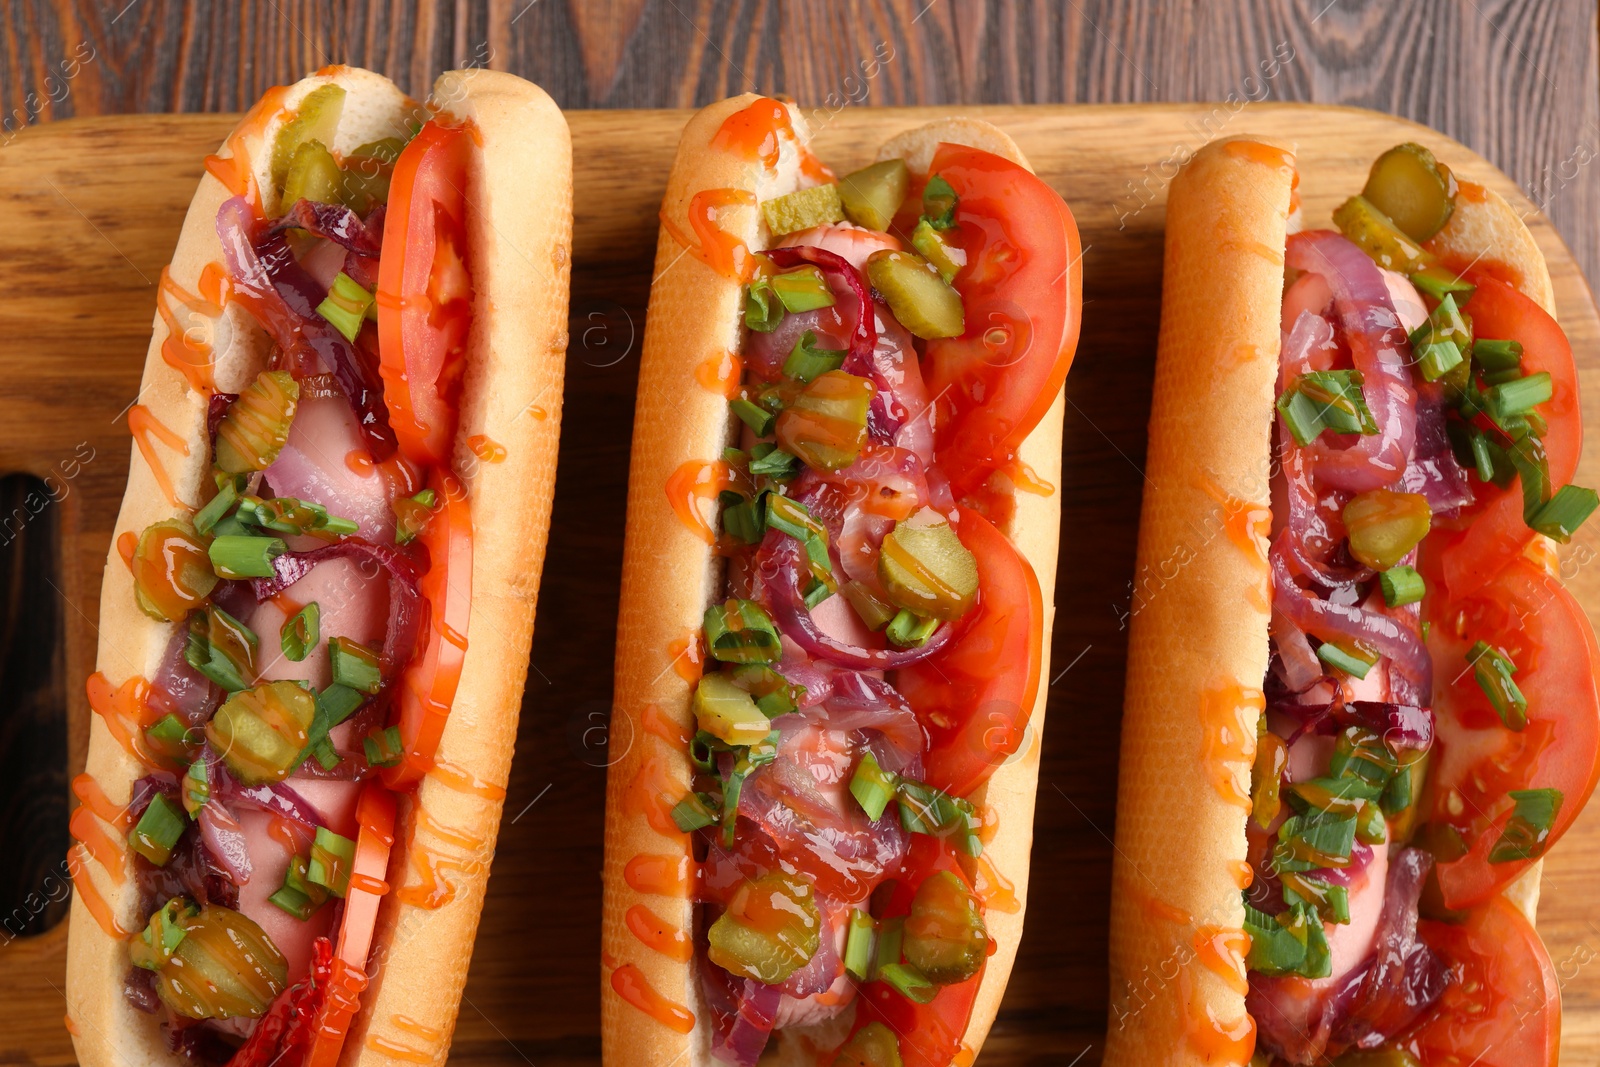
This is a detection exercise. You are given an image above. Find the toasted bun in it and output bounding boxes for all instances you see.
[1104,137,1556,1065]
[64,66,571,1067]
[600,98,1063,1066]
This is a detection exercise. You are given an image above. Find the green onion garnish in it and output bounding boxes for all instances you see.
[849,750,898,822]
[1415,341,1463,382]
[770,266,836,313]
[1469,640,1527,730]
[744,277,784,332]
[1472,338,1524,373]
[308,826,356,897]
[184,606,259,693]
[731,397,775,437]
[328,636,382,694]
[128,793,187,867]
[1243,902,1331,979]
[922,174,958,230]
[130,897,196,970]
[781,329,847,384]
[1380,761,1414,815]
[1530,484,1599,543]
[1409,266,1475,303]
[1315,641,1378,680]
[1276,370,1378,446]
[208,534,286,579]
[1380,565,1426,607]
[145,713,195,749]
[316,272,376,343]
[1356,798,1387,845]
[844,909,877,980]
[1280,872,1351,926]
[295,683,365,772]
[182,757,209,818]
[885,609,938,649]
[670,792,718,833]
[748,443,801,480]
[280,602,320,663]
[1329,726,1396,788]
[1273,808,1357,873]
[721,491,768,544]
[193,480,239,535]
[897,779,982,857]
[877,962,938,1004]
[703,599,782,664]
[1487,371,1553,419]
[363,725,404,768]
[1488,787,1563,863]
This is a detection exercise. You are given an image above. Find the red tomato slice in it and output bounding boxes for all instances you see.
[1434,273,1582,596]
[1419,553,1600,909]
[847,837,985,1067]
[305,783,397,1067]
[896,509,1043,798]
[921,143,1083,497]
[1406,895,1559,1067]
[377,119,475,468]
[382,471,473,790]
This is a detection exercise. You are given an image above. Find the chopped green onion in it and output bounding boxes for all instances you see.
[850,750,898,821]
[1329,726,1396,788]
[844,909,877,980]
[316,272,376,343]
[1409,266,1475,303]
[193,480,239,535]
[877,962,938,1004]
[1243,903,1331,979]
[1356,798,1388,845]
[921,174,958,230]
[1415,341,1463,382]
[362,725,404,768]
[897,779,982,857]
[1381,761,1414,815]
[885,609,939,649]
[670,792,718,833]
[208,534,286,580]
[1530,484,1599,543]
[1472,338,1524,373]
[703,599,782,664]
[765,495,837,595]
[328,636,382,694]
[308,827,356,897]
[1273,808,1357,873]
[744,277,784,332]
[182,758,209,818]
[731,397,775,437]
[1287,774,1383,816]
[269,856,329,921]
[130,897,195,970]
[128,793,187,867]
[185,606,259,693]
[268,884,317,920]
[689,731,724,774]
[770,266,836,313]
[394,488,437,545]
[1489,788,1563,863]
[781,329,847,384]
[1486,371,1553,419]
[1315,641,1378,680]
[1380,565,1426,607]
[721,490,768,544]
[1507,434,1552,524]
[1469,640,1527,731]
[145,713,196,749]
[280,602,320,663]
[1276,370,1378,446]
[748,443,801,480]
[296,683,365,771]
[1280,871,1351,925]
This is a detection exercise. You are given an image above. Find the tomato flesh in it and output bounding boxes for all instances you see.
[896,508,1043,798]
[1405,895,1559,1067]
[921,143,1082,498]
[377,120,475,468]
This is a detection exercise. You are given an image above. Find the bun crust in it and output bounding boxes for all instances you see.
[1104,137,1558,1064]
[63,67,571,1067]
[600,98,1064,1065]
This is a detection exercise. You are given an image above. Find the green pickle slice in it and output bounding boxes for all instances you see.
[1361,143,1457,244]
[901,870,987,984]
[878,508,979,621]
[866,249,964,340]
[692,673,773,747]
[762,184,845,236]
[271,84,345,194]
[706,873,821,984]
[835,1022,905,1067]
[1332,196,1434,274]
[838,159,910,232]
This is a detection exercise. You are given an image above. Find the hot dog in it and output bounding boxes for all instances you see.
[64,65,571,1067]
[599,96,1082,1067]
[1105,136,1599,1065]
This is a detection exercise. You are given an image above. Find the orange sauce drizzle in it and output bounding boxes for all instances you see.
[1200,682,1263,812]
[1182,971,1257,1062]
[666,633,705,684]
[267,816,308,855]
[72,773,129,828]
[117,530,137,572]
[626,904,694,963]
[969,854,1021,914]
[1197,474,1271,613]
[1231,859,1254,890]
[1004,458,1055,496]
[64,1014,79,1036]
[270,590,304,616]
[86,672,155,764]
[624,853,696,897]
[415,805,485,852]
[1120,873,1193,927]
[467,434,507,463]
[392,1015,442,1040]
[428,759,507,801]
[1193,925,1251,996]
[712,97,793,170]
[346,450,375,476]
[349,872,390,896]
[641,703,691,747]
[68,805,125,883]
[155,265,224,392]
[528,405,549,421]
[69,844,130,939]
[395,846,479,910]
[611,963,695,1034]
[1457,180,1489,204]
[952,1046,977,1067]
[798,146,836,185]
[1223,139,1294,171]
[660,189,760,283]
[695,349,743,398]
[128,405,194,509]
[364,1035,431,1063]
[627,750,687,838]
[1221,234,1286,267]
[203,85,289,205]
[664,459,730,544]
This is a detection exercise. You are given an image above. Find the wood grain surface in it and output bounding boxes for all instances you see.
[3,103,1600,1066]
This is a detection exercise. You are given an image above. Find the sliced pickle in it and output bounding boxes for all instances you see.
[911,218,963,282]
[706,873,821,984]
[1343,489,1432,571]
[206,680,316,785]
[692,673,773,747]
[775,370,874,471]
[339,137,406,214]
[1332,195,1434,274]
[901,870,987,984]
[835,1022,904,1067]
[866,249,964,339]
[877,508,979,621]
[154,903,288,1019]
[271,84,346,195]
[282,140,343,210]
[1361,143,1457,243]
[761,184,845,236]
[838,159,910,232]
[133,519,217,622]
[214,370,300,473]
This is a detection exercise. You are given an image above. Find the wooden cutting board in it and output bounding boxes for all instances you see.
[4,104,1600,1066]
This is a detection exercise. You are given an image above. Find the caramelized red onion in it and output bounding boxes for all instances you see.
[818,670,929,758]
[148,624,221,728]
[197,800,252,886]
[266,199,382,257]
[705,969,781,1067]
[1284,231,1417,492]
[1268,699,1433,752]
[743,246,874,384]
[1403,383,1475,516]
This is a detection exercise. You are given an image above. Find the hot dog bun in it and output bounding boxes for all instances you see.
[1103,136,1553,1065]
[600,95,1063,1065]
[64,66,571,1067]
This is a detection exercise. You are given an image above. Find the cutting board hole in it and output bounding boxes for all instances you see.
[0,474,70,939]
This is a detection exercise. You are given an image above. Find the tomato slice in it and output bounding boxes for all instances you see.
[921,143,1083,497]
[847,837,985,1067]
[377,119,475,468]
[896,508,1043,798]
[1405,895,1559,1067]
[1434,273,1582,596]
[1419,553,1600,909]
[305,783,398,1067]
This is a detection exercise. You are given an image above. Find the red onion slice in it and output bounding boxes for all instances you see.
[197,799,253,886]
[266,199,382,257]
[707,972,781,1067]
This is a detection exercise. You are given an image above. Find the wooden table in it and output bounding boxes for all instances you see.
[3,4,1600,1066]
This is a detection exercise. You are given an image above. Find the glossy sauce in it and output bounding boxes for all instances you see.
[68,844,129,939]
[1220,234,1286,267]
[1231,859,1254,890]
[73,773,129,828]
[666,634,705,684]
[1199,474,1272,613]
[429,759,507,801]
[1223,139,1294,172]
[798,146,836,185]
[625,904,694,963]
[659,189,760,283]
[968,854,1021,914]
[1193,925,1251,996]
[396,847,479,910]
[664,459,730,545]
[86,672,155,765]
[116,531,137,571]
[155,266,226,392]
[1199,682,1263,811]
[695,349,742,398]
[610,963,696,1035]
[63,1014,78,1036]
[1182,971,1257,1062]
[1456,180,1489,204]
[641,702,691,747]
[467,434,507,463]
[1120,872,1193,927]
[203,85,289,204]
[1004,458,1055,496]
[627,746,686,836]
[712,97,793,170]
[624,853,697,898]
[364,1036,431,1064]
[128,405,193,509]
